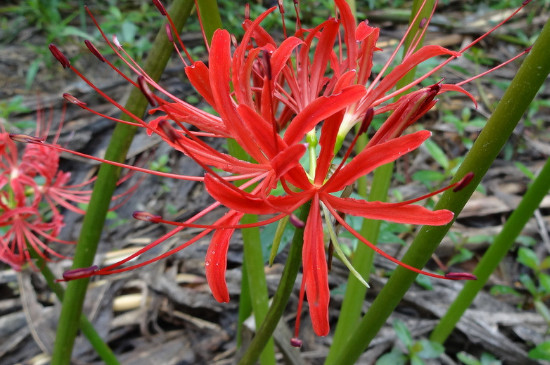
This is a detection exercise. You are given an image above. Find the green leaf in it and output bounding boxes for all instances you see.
[517,247,540,271]
[415,274,433,290]
[479,352,501,365]
[412,170,445,186]
[520,274,537,295]
[514,161,536,180]
[375,350,407,365]
[416,339,444,359]
[424,139,449,170]
[410,354,426,365]
[393,319,413,348]
[489,285,521,297]
[539,273,550,293]
[447,247,474,267]
[528,341,550,361]
[456,351,481,365]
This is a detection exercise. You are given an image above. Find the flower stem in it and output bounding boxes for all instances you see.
[49,2,194,364]
[430,156,550,343]
[242,214,277,365]
[28,247,119,365]
[325,15,550,365]
[238,203,311,365]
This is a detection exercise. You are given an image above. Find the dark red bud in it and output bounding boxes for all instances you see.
[132,211,162,223]
[63,93,87,108]
[358,108,374,135]
[453,172,474,192]
[84,40,106,62]
[9,134,44,144]
[290,337,303,348]
[165,23,174,43]
[62,265,99,281]
[158,120,181,143]
[152,0,168,15]
[445,272,477,281]
[137,76,158,107]
[289,214,305,228]
[245,3,250,20]
[523,0,532,5]
[49,44,70,68]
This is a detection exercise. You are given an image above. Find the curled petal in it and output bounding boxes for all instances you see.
[205,213,243,302]
[323,194,454,226]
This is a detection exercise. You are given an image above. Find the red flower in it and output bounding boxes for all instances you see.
[37,0,531,339]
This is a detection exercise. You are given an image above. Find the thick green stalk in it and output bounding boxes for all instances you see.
[28,247,119,365]
[238,203,311,365]
[327,0,433,361]
[327,16,550,365]
[50,2,193,364]
[196,0,223,43]
[242,215,276,365]
[430,157,550,342]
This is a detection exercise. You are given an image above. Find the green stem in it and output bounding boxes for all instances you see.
[430,157,550,343]
[238,203,311,365]
[50,2,193,364]
[196,0,223,43]
[28,247,119,365]
[327,16,550,365]
[242,214,276,365]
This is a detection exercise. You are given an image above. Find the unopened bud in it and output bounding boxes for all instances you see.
[49,44,70,68]
[84,40,106,62]
[453,172,474,192]
[290,337,303,348]
[152,0,168,15]
[445,272,477,281]
[63,93,87,108]
[62,265,99,281]
[9,134,44,144]
[133,211,162,223]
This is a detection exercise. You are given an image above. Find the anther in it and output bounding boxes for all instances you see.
[152,0,168,16]
[165,24,174,43]
[84,40,106,62]
[49,44,70,68]
[112,35,122,50]
[453,172,474,192]
[62,265,99,281]
[137,76,158,107]
[263,51,273,80]
[9,134,44,144]
[289,214,305,228]
[419,17,427,29]
[132,211,162,223]
[158,120,181,143]
[245,3,250,20]
[63,93,87,108]
[445,272,477,281]
[290,337,303,348]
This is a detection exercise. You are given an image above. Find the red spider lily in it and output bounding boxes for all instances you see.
[0,108,134,270]
[33,0,531,341]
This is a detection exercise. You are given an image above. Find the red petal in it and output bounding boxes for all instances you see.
[205,212,243,302]
[283,85,366,146]
[323,194,454,226]
[303,195,330,336]
[185,61,216,107]
[314,110,345,185]
[324,130,431,192]
[204,174,309,214]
